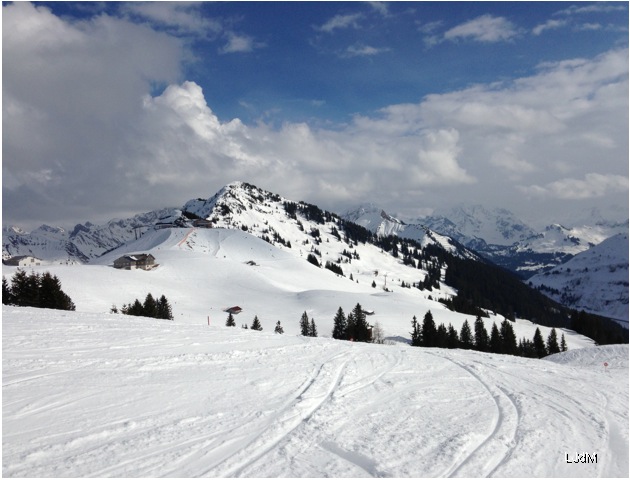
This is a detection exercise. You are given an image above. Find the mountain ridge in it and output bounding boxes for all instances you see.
[3,182,628,331]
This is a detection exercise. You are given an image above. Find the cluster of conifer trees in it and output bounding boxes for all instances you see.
[112,293,173,320]
[300,311,318,337]
[331,303,372,342]
[3,270,75,311]
[410,311,566,358]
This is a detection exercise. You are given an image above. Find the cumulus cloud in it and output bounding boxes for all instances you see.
[444,15,520,43]
[2,1,184,225]
[129,82,475,209]
[3,3,628,229]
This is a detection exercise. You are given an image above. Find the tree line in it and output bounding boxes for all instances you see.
[3,270,75,311]
[111,293,173,320]
[410,310,566,358]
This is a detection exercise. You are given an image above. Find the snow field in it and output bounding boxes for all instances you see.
[4,226,622,477]
[3,307,628,477]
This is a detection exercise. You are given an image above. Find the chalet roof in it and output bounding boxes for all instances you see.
[223,306,243,314]
[115,253,155,262]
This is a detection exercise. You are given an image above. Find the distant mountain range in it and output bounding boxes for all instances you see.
[342,203,628,278]
[3,182,628,326]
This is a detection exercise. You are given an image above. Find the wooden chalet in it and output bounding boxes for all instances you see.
[113,253,156,270]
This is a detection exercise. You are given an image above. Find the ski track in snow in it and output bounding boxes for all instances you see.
[2,308,628,478]
[433,353,520,478]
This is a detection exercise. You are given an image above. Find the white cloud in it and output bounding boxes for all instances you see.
[2,1,185,225]
[316,13,363,33]
[219,32,262,54]
[368,2,389,17]
[520,174,629,200]
[444,15,520,43]
[3,4,628,229]
[344,43,390,57]
[490,151,536,175]
[120,2,222,38]
[532,19,568,36]
[556,3,628,16]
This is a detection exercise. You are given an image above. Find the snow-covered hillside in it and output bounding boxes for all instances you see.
[5,226,582,348]
[528,233,629,327]
[3,306,627,477]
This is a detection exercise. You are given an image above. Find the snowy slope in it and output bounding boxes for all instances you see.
[3,306,627,477]
[528,233,629,326]
[4,226,593,350]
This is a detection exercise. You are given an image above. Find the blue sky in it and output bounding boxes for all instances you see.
[3,1,629,229]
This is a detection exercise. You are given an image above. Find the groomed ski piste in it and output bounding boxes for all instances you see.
[3,228,628,477]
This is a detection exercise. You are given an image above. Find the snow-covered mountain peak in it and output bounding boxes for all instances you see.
[428,204,538,246]
[3,225,26,236]
[341,203,408,234]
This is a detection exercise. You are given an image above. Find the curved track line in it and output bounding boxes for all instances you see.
[206,353,349,477]
[426,352,520,478]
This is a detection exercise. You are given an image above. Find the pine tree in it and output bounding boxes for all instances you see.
[300,311,310,336]
[560,333,567,352]
[309,318,318,337]
[127,299,144,316]
[533,327,547,358]
[519,338,537,358]
[143,293,158,318]
[2,276,13,305]
[251,315,263,331]
[274,321,284,334]
[489,323,502,354]
[459,320,474,349]
[156,295,173,320]
[547,328,560,355]
[9,269,29,306]
[26,271,41,307]
[500,319,518,355]
[38,272,57,309]
[351,303,370,342]
[421,310,436,347]
[435,323,448,348]
[226,312,236,327]
[346,312,356,340]
[474,316,489,352]
[410,315,421,347]
[447,323,460,349]
[332,307,347,339]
